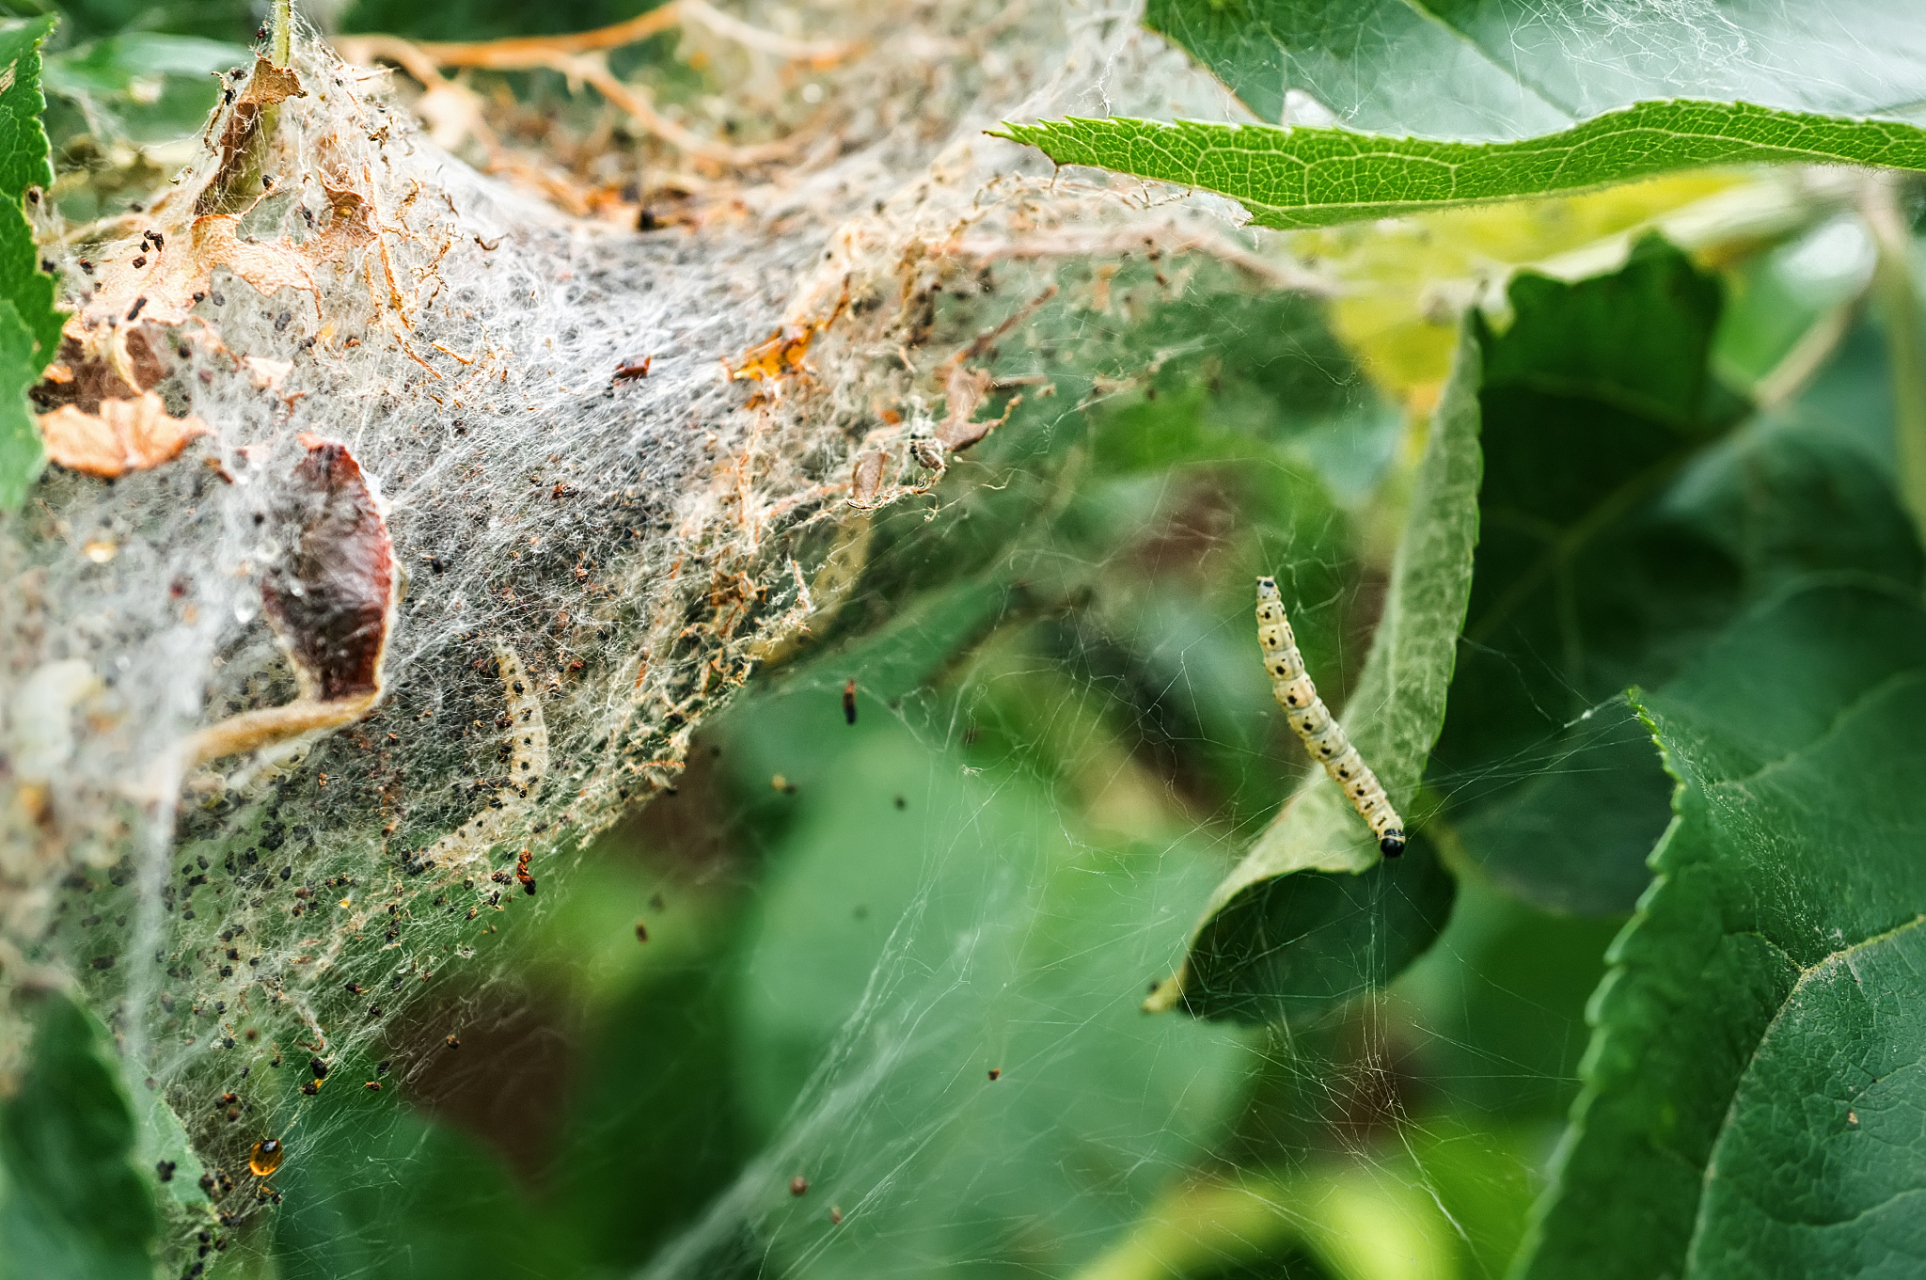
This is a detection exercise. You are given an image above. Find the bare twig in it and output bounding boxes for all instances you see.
[335,1,852,166]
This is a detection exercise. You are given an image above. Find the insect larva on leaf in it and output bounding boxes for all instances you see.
[1256,576,1405,858]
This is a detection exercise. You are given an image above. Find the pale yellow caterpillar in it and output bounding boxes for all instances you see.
[1256,576,1406,858]
[416,642,549,869]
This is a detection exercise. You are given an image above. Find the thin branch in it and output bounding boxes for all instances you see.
[271,0,293,68]
[335,0,848,168]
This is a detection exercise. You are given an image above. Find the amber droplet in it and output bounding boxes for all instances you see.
[248,1138,284,1177]
[789,1175,808,1197]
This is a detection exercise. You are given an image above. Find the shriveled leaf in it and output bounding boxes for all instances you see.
[1168,324,1482,1024]
[1516,582,1926,1280]
[36,391,210,478]
[263,436,398,704]
[995,103,1926,230]
[1142,0,1926,140]
[0,995,156,1280]
[73,211,316,341]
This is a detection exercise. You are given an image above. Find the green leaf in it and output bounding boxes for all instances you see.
[1451,696,1673,916]
[0,14,61,361]
[1439,237,1924,916]
[1434,235,1743,912]
[1181,834,1457,1025]
[0,17,55,199]
[0,994,157,1280]
[1515,581,1926,1280]
[1142,0,1926,139]
[994,102,1926,231]
[1169,322,1483,1024]
[0,14,63,511]
[1687,917,1926,1277]
[0,299,41,509]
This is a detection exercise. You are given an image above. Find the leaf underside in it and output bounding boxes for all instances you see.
[1142,0,1926,141]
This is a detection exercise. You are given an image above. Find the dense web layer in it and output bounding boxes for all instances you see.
[0,0,1299,1265]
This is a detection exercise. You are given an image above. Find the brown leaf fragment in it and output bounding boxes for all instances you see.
[122,324,172,391]
[848,449,885,509]
[261,436,398,704]
[245,59,306,107]
[312,183,379,259]
[38,393,211,478]
[32,339,142,415]
[68,215,314,361]
[727,279,850,381]
[199,59,306,215]
[728,325,817,382]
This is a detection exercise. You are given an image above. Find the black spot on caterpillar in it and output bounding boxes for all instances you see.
[1256,577,1405,857]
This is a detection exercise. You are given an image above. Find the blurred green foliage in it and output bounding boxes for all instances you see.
[339,0,667,43]
[0,996,156,1280]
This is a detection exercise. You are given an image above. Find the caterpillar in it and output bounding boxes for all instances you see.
[415,642,549,870]
[1256,577,1405,858]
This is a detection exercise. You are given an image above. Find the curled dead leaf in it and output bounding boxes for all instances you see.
[936,363,993,449]
[164,437,399,788]
[244,59,306,107]
[848,449,885,509]
[262,435,398,704]
[37,393,211,478]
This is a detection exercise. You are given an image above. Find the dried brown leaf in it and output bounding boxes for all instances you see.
[261,435,397,704]
[37,392,211,478]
